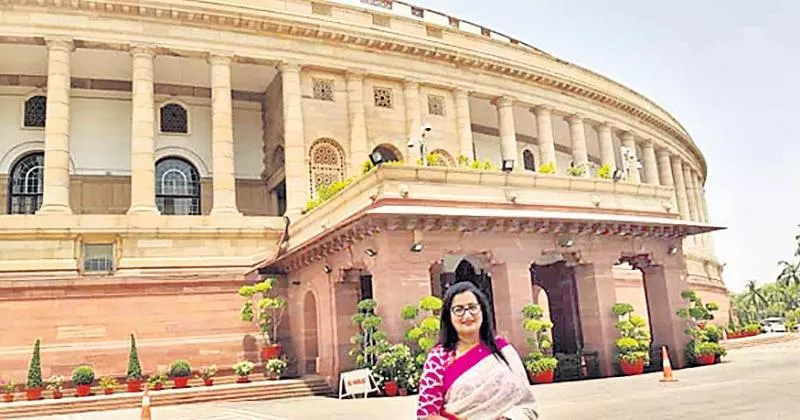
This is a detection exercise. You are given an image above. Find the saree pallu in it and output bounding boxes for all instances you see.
[416,338,539,420]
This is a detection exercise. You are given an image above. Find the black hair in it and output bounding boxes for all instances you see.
[438,281,509,366]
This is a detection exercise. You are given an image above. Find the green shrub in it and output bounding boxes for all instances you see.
[597,163,612,179]
[538,162,555,174]
[27,339,43,389]
[126,334,144,381]
[72,366,95,386]
[168,360,192,378]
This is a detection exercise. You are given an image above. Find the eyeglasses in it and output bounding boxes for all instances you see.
[451,303,481,318]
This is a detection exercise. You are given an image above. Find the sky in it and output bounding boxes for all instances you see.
[410,0,800,293]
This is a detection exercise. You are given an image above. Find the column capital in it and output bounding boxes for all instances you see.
[208,53,233,66]
[491,96,514,108]
[45,37,74,52]
[277,60,303,73]
[597,121,614,131]
[670,154,684,165]
[345,68,367,80]
[564,113,584,124]
[620,130,636,142]
[453,86,473,97]
[656,147,673,158]
[402,79,420,90]
[641,138,655,147]
[530,104,553,116]
[129,44,156,58]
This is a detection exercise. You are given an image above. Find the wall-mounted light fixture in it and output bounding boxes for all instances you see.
[667,246,678,255]
[322,265,332,274]
[410,229,424,252]
[364,248,377,257]
[560,238,575,248]
[502,159,514,172]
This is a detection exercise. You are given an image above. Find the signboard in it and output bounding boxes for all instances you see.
[338,368,378,399]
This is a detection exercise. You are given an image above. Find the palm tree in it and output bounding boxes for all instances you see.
[742,280,769,318]
[777,261,800,287]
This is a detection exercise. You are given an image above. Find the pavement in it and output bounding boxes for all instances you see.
[22,336,800,420]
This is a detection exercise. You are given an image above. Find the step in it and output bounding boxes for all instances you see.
[0,376,331,418]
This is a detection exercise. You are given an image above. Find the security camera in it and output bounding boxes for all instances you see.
[407,137,415,148]
[422,123,433,132]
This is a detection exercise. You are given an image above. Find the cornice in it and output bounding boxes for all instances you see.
[1,0,706,175]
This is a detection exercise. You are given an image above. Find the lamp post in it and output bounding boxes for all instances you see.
[408,123,433,166]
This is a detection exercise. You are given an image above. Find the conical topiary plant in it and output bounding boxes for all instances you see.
[127,334,143,381]
[27,339,43,389]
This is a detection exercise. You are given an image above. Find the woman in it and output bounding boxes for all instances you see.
[416,281,539,420]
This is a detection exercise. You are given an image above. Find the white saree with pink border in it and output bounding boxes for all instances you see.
[416,337,539,420]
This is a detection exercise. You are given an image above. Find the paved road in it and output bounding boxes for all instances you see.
[26,338,800,420]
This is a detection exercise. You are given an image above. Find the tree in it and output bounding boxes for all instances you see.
[127,334,143,381]
[777,261,800,287]
[27,339,43,389]
[238,278,287,347]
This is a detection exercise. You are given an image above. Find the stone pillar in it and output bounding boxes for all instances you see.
[37,38,74,215]
[597,123,616,172]
[281,61,308,216]
[346,70,368,175]
[574,254,619,377]
[656,148,678,213]
[454,88,474,160]
[642,259,691,369]
[566,114,589,176]
[620,131,641,184]
[492,260,535,352]
[692,172,709,247]
[640,141,660,185]
[208,54,240,215]
[532,106,556,170]
[403,80,422,163]
[493,97,517,166]
[682,166,699,222]
[127,45,159,214]
[670,157,690,221]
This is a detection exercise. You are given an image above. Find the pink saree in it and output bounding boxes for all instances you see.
[416,337,539,420]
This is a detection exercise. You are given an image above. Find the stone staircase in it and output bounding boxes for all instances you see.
[0,375,331,418]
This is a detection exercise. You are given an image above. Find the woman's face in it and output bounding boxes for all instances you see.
[450,291,483,338]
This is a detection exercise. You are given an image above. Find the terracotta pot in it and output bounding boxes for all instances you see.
[203,378,214,386]
[2,394,13,403]
[266,373,279,380]
[398,388,408,396]
[236,376,250,384]
[52,390,63,399]
[173,376,190,389]
[154,383,164,391]
[383,380,398,397]
[528,370,555,384]
[619,358,645,376]
[261,344,283,361]
[695,353,715,366]
[76,384,91,397]
[127,380,142,392]
[25,387,42,401]
[103,388,114,395]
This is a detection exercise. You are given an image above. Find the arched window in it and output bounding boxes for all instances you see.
[155,157,200,215]
[23,96,47,128]
[523,149,536,171]
[429,149,454,167]
[371,144,402,163]
[8,152,44,214]
[308,139,345,198]
[159,103,189,134]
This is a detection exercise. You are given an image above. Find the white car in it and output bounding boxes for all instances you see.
[761,318,788,333]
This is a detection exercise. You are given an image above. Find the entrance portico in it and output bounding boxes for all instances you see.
[272,198,720,383]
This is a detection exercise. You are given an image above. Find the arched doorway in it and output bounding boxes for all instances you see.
[371,144,402,163]
[531,260,582,355]
[303,291,319,374]
[432,256,496,321]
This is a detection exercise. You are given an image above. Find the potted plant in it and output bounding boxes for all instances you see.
[26,339,43,400]
[612,303,650,375]
[677,290,726,366]
[168,360,192,389]
[126,334,145,392]
[72,365,95,397]
[1,379,15,403]
[99,377,117,395]
[265,359,287,380]
[46,375,64,399]
[238,278,287,361]
[147,371,167,391]
[376,344,413,397]
[233,360,255,383]
[197,365,217,386]
[694,342,719,365]
[521,304,558,384]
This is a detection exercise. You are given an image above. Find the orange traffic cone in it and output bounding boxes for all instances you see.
[659,345,677,383]
[140,384,152,420]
